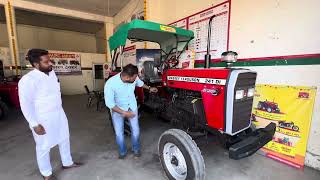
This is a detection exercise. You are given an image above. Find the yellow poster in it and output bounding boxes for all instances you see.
[252,84,317,169]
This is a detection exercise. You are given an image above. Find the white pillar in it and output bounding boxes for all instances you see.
[4,0,19,75]
[104,20,114,63]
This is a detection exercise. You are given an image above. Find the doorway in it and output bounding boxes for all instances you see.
[92,64,104,91]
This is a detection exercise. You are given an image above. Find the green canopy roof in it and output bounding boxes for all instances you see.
[108,19,194,52]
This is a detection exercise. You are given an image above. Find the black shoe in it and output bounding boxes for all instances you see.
[133,151,141,159]
[118,154,127,159]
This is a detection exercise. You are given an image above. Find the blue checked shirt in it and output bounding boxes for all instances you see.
[104,73,144,111]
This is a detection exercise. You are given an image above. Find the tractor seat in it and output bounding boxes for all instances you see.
[142,61,162,83]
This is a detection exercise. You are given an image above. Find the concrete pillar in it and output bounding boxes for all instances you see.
[95,25,106,54]
[104,21,114,62]
[4,0,19,75]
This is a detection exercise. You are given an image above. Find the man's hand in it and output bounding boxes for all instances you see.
[149,87,158,93]
[122,111,136,118]
[33,124,46,135]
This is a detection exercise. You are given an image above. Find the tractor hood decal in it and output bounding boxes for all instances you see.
[167,76,226,85]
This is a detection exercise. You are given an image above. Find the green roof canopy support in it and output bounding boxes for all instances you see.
[109,19,194,52]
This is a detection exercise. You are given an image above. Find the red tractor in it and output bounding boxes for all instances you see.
[257,100,280,113]
[0,75,20,120]
[109,18,276,180]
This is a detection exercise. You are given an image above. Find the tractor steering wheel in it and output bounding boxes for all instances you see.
[165,58,179,68]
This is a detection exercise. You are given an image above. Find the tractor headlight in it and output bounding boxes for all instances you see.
[247,88,255,97]
[221,51,238,63]
[235,90,244,100]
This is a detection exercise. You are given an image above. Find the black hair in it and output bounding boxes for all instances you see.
[122,64,138,77]
[26,49,48,67]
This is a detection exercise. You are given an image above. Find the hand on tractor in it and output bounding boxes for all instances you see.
[122,111,136,118]
[149,87,158,93]
[33,124,46,135]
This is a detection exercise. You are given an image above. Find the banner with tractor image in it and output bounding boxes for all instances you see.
[252,84,317,169]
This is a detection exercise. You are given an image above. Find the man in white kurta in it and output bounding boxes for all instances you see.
[19,49,81,180]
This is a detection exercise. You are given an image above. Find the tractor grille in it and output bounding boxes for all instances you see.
[232,72,257,134]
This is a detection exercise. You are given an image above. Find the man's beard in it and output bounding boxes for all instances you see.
[39,65,52,73]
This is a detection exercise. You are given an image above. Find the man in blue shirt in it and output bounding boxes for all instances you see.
[104,64,158,159]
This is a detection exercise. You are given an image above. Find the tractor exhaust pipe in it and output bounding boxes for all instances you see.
[204,15,216,68]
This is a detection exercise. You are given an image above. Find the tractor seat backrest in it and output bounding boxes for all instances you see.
[142,61,162,83]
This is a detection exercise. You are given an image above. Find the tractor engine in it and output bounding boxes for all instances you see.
[160,68,257,136]
[159,89,206,130]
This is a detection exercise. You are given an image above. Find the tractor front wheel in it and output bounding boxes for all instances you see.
[158,129,205,180]
[267,107,272,113]
[292,126,299,131]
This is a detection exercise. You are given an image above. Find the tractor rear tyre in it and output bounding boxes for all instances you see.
[158,129,205,180]
[0,101,9,120]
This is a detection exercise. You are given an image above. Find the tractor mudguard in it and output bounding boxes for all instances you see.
[228,122,276,160]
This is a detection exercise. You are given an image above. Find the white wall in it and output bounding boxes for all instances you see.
[0,47,105,95]
[114,0,144,30]
[0,0,110,23]
[0,23,98,53]
[95,25,106,54]
[230,0,320,57]
[113,0,144,49]
[148,0,223,24]
[147,0,320,170]
[20,24,97,53]
[0,22,9,47]
[148,0,320,55]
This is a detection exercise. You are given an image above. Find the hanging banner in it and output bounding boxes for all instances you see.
[252,84,317,169]
[49,52,81,75]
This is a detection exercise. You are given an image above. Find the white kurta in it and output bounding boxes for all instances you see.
[18,69,70,153]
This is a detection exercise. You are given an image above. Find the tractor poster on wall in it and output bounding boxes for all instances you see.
[251,84,317,169]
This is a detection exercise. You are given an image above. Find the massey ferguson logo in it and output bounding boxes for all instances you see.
[167,76,226,85]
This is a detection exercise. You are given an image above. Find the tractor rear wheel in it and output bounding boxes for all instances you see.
[0,101,9,120]
[158,129,205,180]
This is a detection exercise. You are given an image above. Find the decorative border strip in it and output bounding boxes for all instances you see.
[4,66,93,70]
[194,54,320,67]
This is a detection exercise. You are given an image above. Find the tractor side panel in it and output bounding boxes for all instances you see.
[164,69,230,130]
[201,85,226,131]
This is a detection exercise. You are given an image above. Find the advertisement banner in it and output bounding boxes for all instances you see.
[49,52,81,75]
[252,84,317,169]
